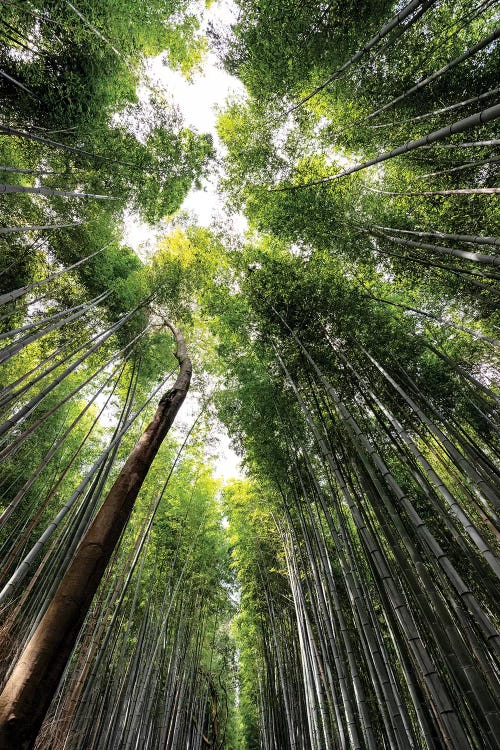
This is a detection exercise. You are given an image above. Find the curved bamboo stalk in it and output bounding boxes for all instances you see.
[371,225,500,248]
[0,183,117,200]
[0,301,147,442]
[363,292,500,347]
[287,0,434,113]
[365,186,500,197]
[372,229,500,268]
[0,245,111,307]
[369,86,500,128]
[272,103,500,190]
[0,125,137,168]
[0,223,81,234]
[0,70,35,96]
[365,28,500,121]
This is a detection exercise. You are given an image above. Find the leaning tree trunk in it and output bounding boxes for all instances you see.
[0,321,192,750]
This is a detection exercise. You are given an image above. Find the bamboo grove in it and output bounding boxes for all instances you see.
[0,0,499,749]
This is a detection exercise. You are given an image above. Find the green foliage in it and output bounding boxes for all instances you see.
[220,0,393,101]
[1,1,499,748]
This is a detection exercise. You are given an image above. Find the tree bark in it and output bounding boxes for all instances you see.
[0,321,192,750]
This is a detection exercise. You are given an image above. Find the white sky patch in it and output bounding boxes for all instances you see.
[145,51,244,141]
[122,208,163,260]
[324,148,358,170]
[123,0,247,248]
[212,425,244,481]
[171,388,243,482]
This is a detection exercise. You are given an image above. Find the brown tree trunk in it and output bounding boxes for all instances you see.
[0,321,192,750]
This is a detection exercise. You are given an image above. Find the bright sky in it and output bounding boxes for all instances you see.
[152,45,247,232]
[124,0,246,481]
[124,0,247,255]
